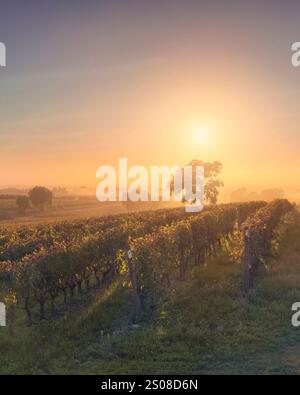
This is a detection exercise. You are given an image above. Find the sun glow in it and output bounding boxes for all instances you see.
[192,124,211,146]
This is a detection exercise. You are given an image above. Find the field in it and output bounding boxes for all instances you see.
[0,195,179,226]
[0,200,299,374]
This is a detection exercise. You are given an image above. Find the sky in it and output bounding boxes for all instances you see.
[0,0,300,191]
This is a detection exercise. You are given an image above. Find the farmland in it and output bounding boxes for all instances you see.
[0,194,179,226]
[0,200,299,374]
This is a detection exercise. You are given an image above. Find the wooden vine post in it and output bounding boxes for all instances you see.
[243,227,254,295]
[126,249,142,321]
[7,304,15,337]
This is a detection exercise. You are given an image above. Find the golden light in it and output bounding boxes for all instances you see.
[193,124,210,146]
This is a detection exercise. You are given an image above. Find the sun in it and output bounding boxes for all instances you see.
[193,124,210,146]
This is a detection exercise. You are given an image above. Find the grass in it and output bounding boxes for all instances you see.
[1,209,300,374]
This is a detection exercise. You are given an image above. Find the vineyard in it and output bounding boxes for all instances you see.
[0,200,293,338]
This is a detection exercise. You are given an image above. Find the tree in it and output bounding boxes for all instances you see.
[29,186,53,210]
[170,160,224,206]
[16,196,30,215]
[186,160,224,205]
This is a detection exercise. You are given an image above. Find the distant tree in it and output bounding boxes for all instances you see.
[260,188,284,202]
[16,196,30,214]
[231,189,259,203]
[188,159,224,205]
[171,159,224,205]
[29,186,53,210]
[231,188,248,203]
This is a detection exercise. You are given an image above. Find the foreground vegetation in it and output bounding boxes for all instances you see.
[0,202,267,329]
[0,203,299,374]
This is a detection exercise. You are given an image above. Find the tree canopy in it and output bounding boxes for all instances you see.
[29,186,53,210]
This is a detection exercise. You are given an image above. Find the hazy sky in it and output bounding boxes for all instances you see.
[0,0,300,189]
